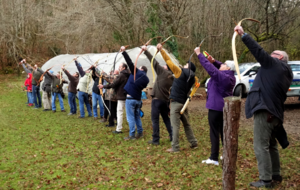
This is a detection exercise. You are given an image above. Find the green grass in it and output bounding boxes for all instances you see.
[0,75,299,189]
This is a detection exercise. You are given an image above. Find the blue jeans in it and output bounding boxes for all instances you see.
[68,92,77,114]
[28,92,33,104]
[92,92,104,117]
[126,99,143,137]
[32,85,41,108]
[78,91,92,117]
[52,92,65,111]
[26,86,29,103]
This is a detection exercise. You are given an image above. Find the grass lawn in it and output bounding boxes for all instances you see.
[0,75,299,189]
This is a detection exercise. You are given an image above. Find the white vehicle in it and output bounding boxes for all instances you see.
[205,61,300,97]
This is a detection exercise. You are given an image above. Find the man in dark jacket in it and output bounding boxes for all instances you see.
[120,46,149,140]
[141,46,173,145]
[98,63,130,133]
[62,64,79,115]
[195,48,236,166]
[47,71,68,113]
[235,25,293,188]
[157,43,198,153]
[90,66,104,120]
[101,71,119,127]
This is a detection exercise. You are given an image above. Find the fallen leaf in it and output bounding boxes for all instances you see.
[157,183,163,187]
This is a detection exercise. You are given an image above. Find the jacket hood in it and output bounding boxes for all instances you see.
[28,73,33,80]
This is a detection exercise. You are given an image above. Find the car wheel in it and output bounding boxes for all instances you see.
[233,85,243,97]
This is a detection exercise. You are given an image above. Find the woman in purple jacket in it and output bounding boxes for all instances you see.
[194,47,236,166]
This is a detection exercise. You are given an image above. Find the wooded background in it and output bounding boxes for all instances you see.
[1,0,300,79]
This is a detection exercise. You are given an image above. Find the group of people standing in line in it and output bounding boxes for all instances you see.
[21,25,292,188]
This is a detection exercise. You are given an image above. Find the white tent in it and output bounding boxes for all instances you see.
[41,45,180,93]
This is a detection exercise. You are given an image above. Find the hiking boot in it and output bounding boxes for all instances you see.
[249,180,273,188]
[52,110,56,113]
[201,158,219,166]
[43,109,50,111]
[135,133,143,139]
[166,148,179,153]
[94,117,98,120]
[99,118,107,123]
[272,175,282,183]
[124,136,136,140]
[190,143,198,149]
[148,140,159,145]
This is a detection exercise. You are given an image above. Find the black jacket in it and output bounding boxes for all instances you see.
[103,69,130,100]
[242,34,293,122]
[91,67,101,95]
[170,68,195,104]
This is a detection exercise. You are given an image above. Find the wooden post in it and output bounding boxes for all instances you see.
[222,96,241,190]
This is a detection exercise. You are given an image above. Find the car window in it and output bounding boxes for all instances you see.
[244,66,260,76]
[289,64,300,71]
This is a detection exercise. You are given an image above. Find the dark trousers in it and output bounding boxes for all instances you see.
[104,100,117,126]
[151,99,173,143]
[208,109,223,161]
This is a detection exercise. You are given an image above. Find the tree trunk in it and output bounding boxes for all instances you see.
[222,96,241,190]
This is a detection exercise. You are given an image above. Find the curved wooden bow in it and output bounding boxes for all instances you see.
[232,18,260,81]
[187,33,223,82]
[98,74,111,116]
[37,66,55,86]
[151,35,189,82]
[133,37,162,81]
[180,76,200,114]
[112,45,130,73]
[60,57,78,84]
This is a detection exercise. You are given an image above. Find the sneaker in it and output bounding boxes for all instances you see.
[249,180,273,188]
[61,110,66,112]
[78,116,84,118]
[68,113,74,116]
[135,133,143,139]
[52,110,56,113]
[272,175,282,183]
[166,148,179,153]
[148,140,159,145]
[202,158,219,166]
[190,143,198,149]
[94,117,98,120]
[43,109,50,111]
[33,107,39,109]
[124,136,136,140]
[112,131,123,134]
[99,118,107,123]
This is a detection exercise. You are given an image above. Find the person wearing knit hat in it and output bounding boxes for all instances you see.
[194,48,236,166]
[157,43,198,153]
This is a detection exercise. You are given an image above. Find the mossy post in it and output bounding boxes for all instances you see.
[222,96,241,190]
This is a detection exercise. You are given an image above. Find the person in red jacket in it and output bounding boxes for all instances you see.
[24,73,33,106]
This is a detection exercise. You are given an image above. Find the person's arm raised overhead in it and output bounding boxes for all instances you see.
[157,43,182,78]
[234,25,275,69]
[143,47,165,76]
[74,57,85,77]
